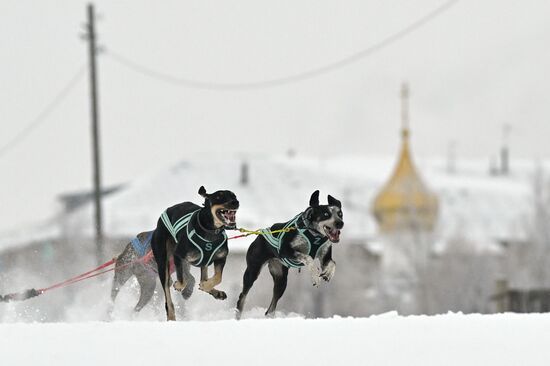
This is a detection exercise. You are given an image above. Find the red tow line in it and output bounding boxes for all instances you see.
[1,256,142,302]
[37,251,155,295]
[37,258,117,294]
[1,257,118,302]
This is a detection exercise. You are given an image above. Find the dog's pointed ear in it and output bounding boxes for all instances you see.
[328,195,342,208]
[309,190,320,207]
[304,207,313,221]
[198,186,207,198]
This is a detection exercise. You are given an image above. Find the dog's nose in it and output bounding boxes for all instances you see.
[336,221,344,229]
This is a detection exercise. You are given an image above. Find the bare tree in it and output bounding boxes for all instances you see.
[505,164,550,288]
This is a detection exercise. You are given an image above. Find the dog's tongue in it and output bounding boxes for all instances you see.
[329,229,340,242]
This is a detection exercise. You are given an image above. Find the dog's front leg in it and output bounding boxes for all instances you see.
[320,260,336,282]
[199,259,227,300]
[319,246,336,282]
[200,265,209,282]
[199,260,223,291]
[294,252,321,287]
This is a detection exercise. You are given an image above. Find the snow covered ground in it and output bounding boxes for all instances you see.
[0,252,548,365]
[2,312,550,366]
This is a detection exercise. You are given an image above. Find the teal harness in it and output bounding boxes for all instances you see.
[161,209,228,267]
[260,213,329,268]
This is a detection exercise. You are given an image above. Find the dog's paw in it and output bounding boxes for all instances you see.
[199,282,209,292]
[302,259,321,287]
[209,289,227,300]
[310,269,321,287]
[199,278,217,292]
[181,276,195,300]
[199,283,211,292]
[320,260,336,282]
[173,280,187,292]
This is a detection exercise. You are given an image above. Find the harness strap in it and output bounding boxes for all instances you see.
[261,213,329,268]
[261,214,299,251]
[261,214,306,268]
[161,209,197,243]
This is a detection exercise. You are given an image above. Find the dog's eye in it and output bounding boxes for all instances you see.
[324,212,330,217]
[338,212,343,217]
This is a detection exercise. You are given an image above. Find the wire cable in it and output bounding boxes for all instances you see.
[105,0,459,91]
[0,65,87,159]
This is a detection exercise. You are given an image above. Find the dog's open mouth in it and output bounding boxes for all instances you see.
[217,209,237,228]
[324,225,341,243]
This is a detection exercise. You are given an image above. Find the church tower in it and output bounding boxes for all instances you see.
[371,83,438,233]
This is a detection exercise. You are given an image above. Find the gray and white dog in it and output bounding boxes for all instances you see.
[109,231,194,313]
[236,190,344,318]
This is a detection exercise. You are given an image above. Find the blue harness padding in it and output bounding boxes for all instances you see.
[130,231,154,258]
[161,209,228,267]
[261,213,329,268]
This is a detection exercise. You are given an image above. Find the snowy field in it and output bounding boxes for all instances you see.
[1,269,550,365]
[2,312,550,366]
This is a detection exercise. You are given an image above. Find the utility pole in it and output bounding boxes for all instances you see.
[447,140,456,174]
[86,3,104,264]
[500,123,511,175]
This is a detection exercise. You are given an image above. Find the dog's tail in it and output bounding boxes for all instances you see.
[0,288,41,303]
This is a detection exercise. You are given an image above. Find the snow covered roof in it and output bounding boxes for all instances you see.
[0,154,540,253]
[62,154,375,252]
[0,218,60,253]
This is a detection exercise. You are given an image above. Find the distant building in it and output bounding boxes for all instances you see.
[372,83,438,233]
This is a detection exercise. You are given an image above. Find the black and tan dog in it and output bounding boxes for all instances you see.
[236,190,343,319]
[150,186,239,321]
[110,186,238,319]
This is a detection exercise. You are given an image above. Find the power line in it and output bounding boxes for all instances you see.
[0,65,87,159]
[105,0,459,91]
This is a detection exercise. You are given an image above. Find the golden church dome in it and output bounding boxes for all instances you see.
[372,83,438,233]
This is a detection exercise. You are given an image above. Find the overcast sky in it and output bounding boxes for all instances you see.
[0,0,549,232]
